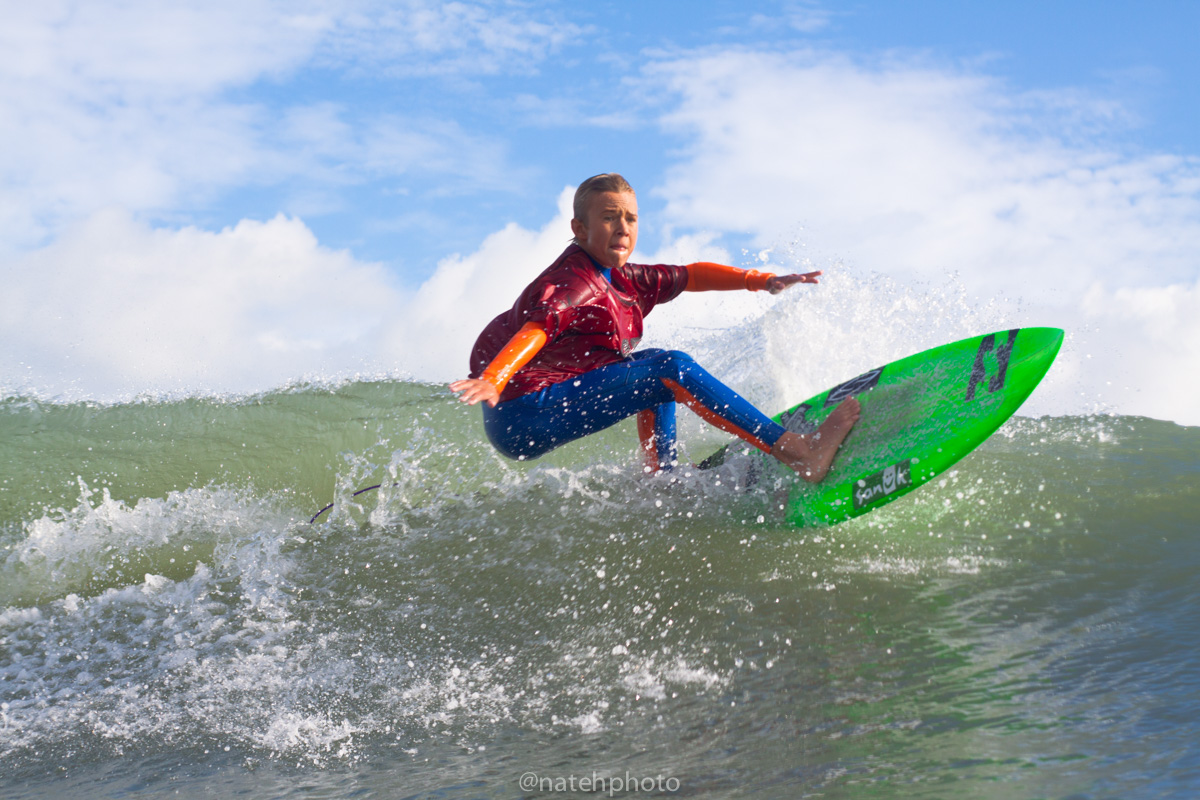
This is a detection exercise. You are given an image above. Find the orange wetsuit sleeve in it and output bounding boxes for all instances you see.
[480,321,548,395]
[685,262,775,292]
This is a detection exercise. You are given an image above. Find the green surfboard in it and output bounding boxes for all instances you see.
[699,327,1064,527]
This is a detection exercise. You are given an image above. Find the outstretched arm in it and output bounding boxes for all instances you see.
[450,321,548,407]
[686,262,821,294]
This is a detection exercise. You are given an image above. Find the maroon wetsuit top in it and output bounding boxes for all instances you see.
[468,244,690,403]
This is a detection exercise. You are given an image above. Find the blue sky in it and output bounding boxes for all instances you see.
[2,1,1199,424]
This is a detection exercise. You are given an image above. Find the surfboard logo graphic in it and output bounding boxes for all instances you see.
[824,367,884,408]
[967,329,1019,400]
[853,459,913,509]
[780,403,816,434]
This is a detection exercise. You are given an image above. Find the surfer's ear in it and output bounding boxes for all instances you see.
[570,216,587,244]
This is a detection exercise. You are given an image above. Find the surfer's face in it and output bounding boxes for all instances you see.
[572,191,638,268]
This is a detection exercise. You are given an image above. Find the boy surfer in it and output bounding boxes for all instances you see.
[450,174,859,481]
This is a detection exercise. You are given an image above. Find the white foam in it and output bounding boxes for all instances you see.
[0,481,296,607]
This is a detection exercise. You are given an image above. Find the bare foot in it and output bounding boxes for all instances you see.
[770,397,861,483]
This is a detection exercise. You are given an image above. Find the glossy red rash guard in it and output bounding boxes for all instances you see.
[468,244,690,403]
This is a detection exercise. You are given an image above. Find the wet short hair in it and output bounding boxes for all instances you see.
[573,173,635,220]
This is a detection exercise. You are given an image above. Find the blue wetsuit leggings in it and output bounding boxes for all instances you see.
[482,349,786,470]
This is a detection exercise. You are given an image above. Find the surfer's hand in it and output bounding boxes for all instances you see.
[765,271,821,294]
[450,378,500,407]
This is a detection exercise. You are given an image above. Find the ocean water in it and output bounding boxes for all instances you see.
[1,379,1198,799]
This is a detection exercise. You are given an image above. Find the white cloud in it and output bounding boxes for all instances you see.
[648,50,1200,291]
[319,0,584,78]
[639,49,1200,425]
[0,1,328,251]
[0,0,577,254]
[750,2,835,35]
[0,3,325,97]
[1077,280,1200,423]
[272,105,531,201]
[0,210,404,398]
[0,191,573,400]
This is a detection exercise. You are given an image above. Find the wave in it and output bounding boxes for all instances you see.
[3,386,1194,610]
[1,384,1197,776]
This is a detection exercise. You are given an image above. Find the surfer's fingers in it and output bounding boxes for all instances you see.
[768,273,820,292]
[452,379,500,406]
[450,379,487,403]
[463,387,489,404]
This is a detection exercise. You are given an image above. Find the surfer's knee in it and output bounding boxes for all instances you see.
[660,350,696,381]
[666,349,695,364]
